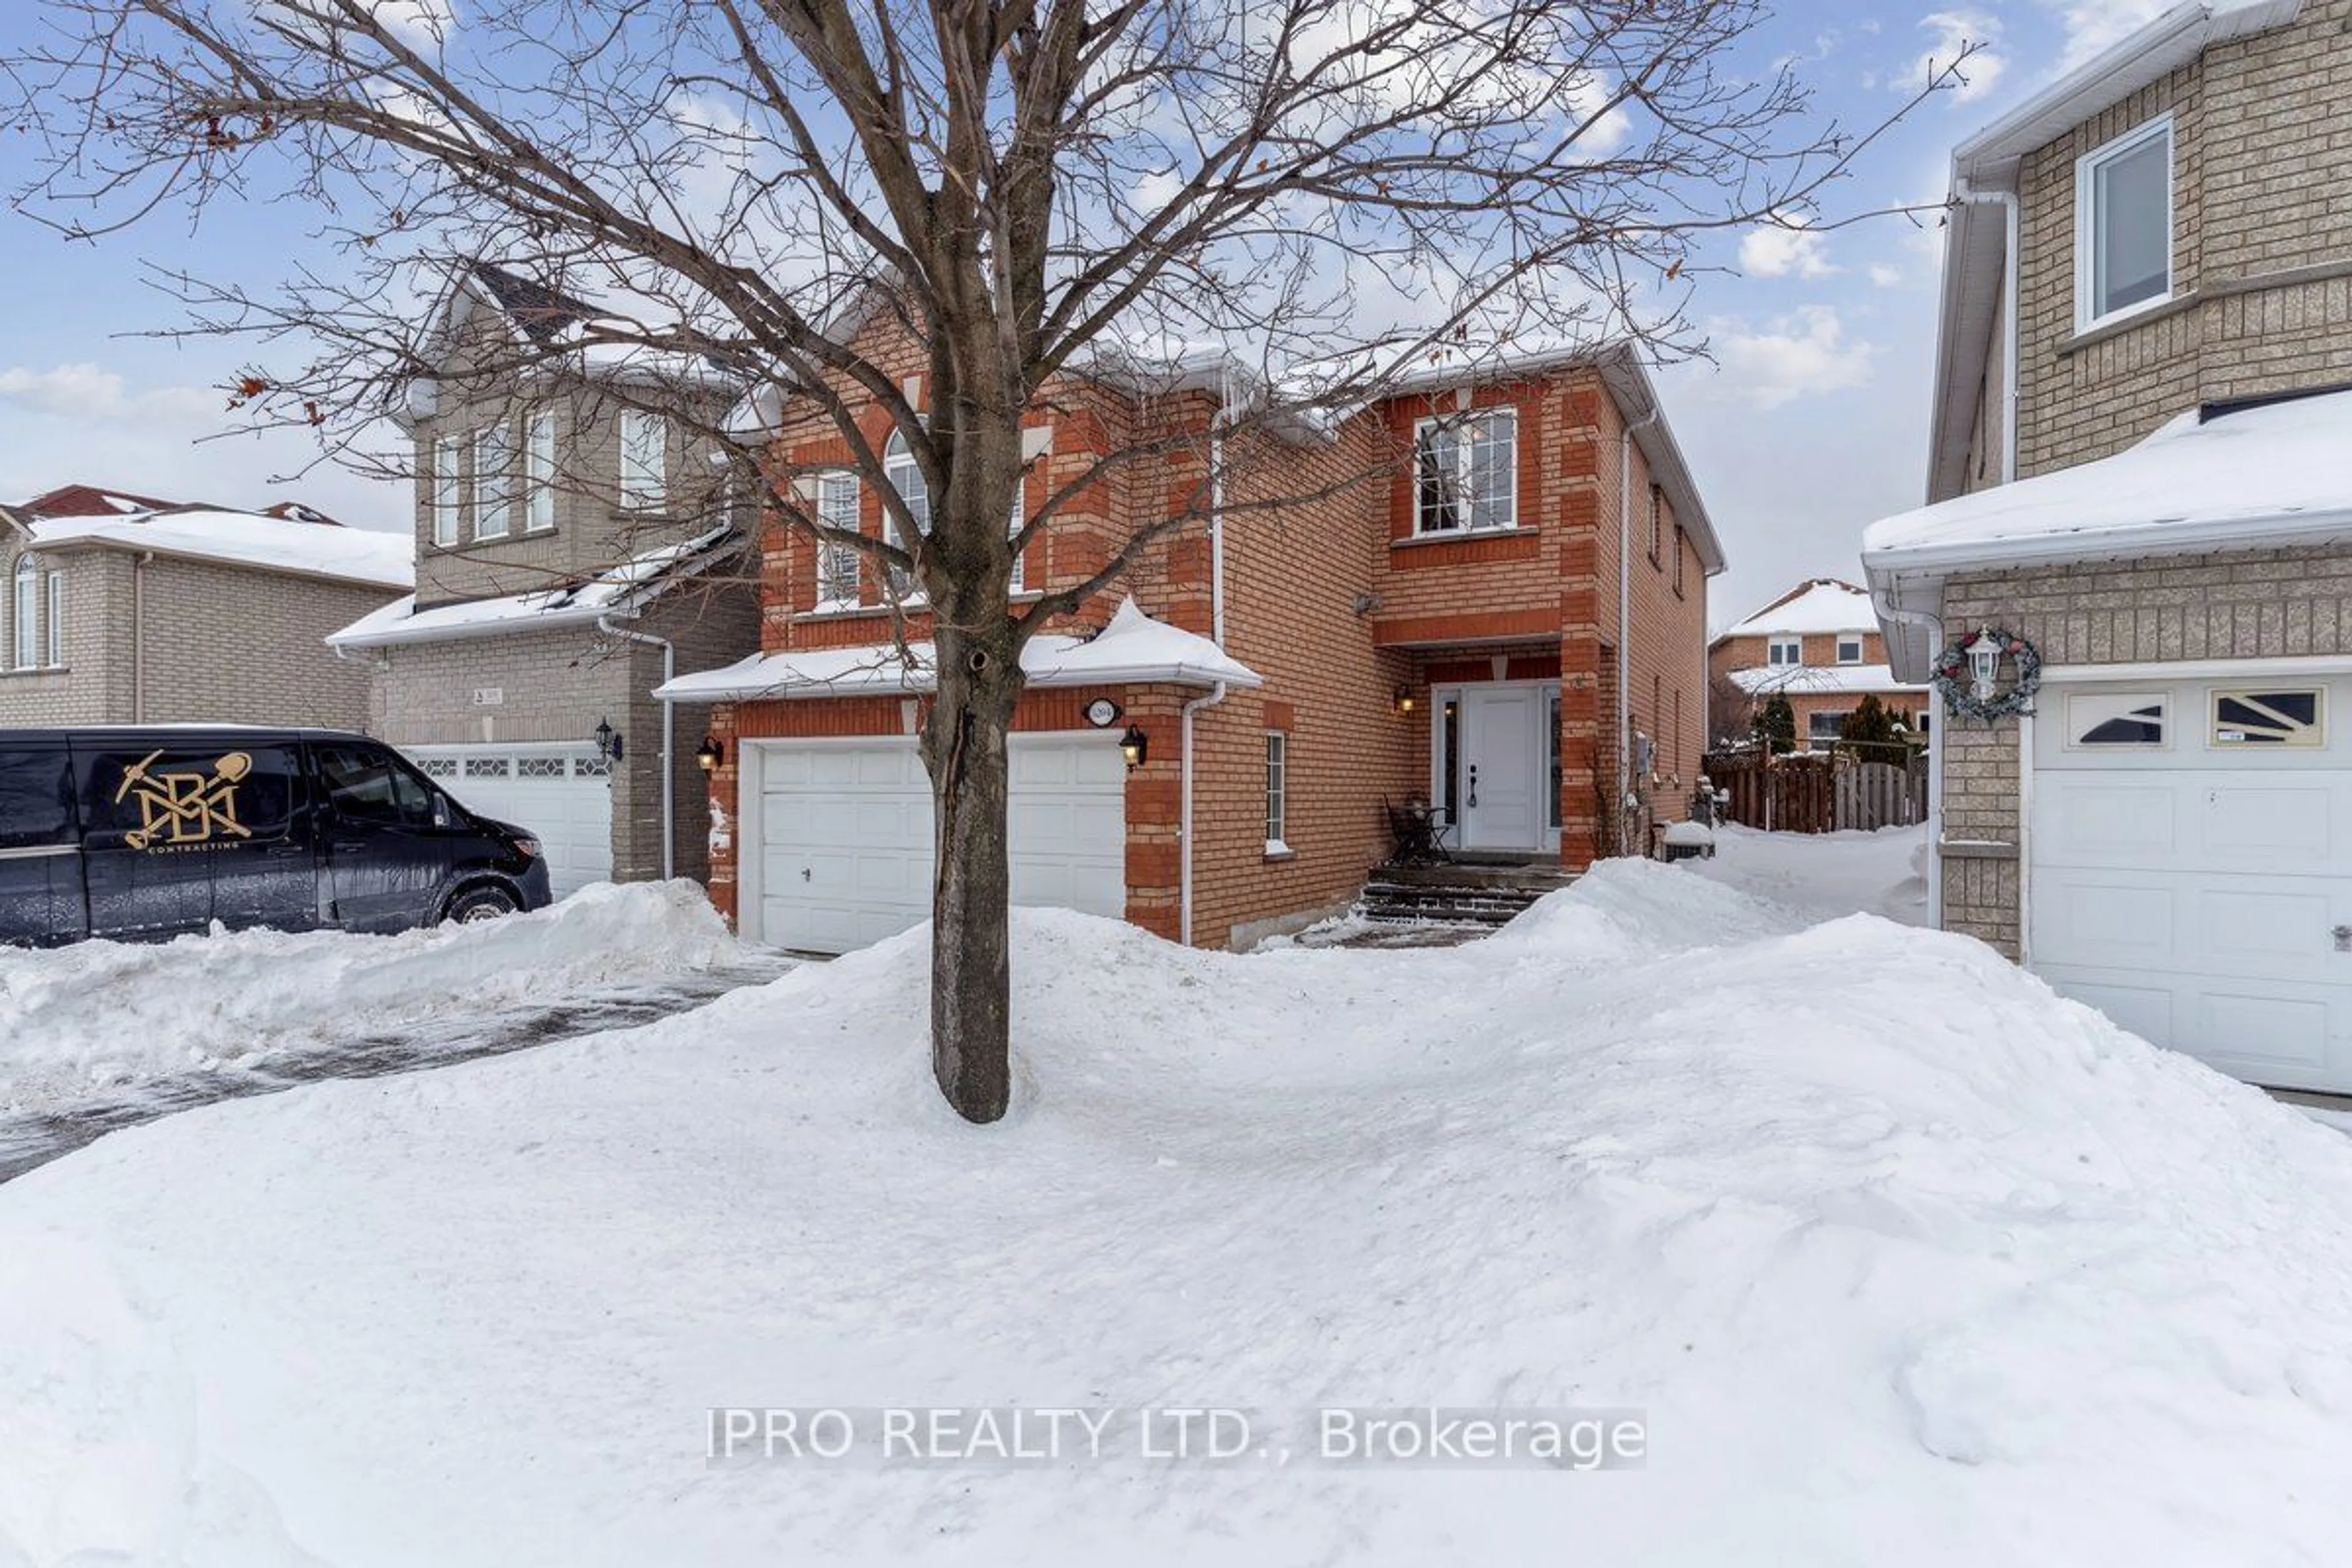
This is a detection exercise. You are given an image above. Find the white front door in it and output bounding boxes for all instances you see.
[747,734,1126,954]
[1461,687,1542,850]
[2030,673,2352,1093]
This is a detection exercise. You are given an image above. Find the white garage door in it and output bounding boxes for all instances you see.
[2030,674,2352,1093]
[406,744,614,900]
[748,734,1126,954]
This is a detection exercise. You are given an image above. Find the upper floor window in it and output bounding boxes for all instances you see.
[1007,479,1027,596]
[1414,409,1516,534]
[620,410,667,511]
[11,559,36,670]
[1766,635,1800,667]
[431,436,461,548]
[2076,115,2172,330]
[43,571,62,668]
[813,470,861,609]
[884,429,930,600]
[1672,525,1686,597]
[1646,485,1663,564]
[524,410,557,533]
[473,424,514,540]
[1835,635,1863,665]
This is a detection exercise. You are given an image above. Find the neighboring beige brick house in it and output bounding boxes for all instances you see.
[1708,579,1928,750]
[1864,0,2352,1095]
[662,312,1723,955]
[330,263,761,897]
[0,484,408,729]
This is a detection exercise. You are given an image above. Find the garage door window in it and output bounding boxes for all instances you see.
[2212,688,2324,747]
[2067,691,2168,748]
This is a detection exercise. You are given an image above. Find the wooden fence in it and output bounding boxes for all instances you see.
[1702,749,1927,835]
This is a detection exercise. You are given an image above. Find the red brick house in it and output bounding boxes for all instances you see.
[1709,579,1929,750]
[661,326,1722,953]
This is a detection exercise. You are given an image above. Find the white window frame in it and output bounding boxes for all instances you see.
[1834,636,1863,665]
[813,470,862,609]
[1412,409,1517,535]
[883,428,930,602]
[1008,478,1027,596]
[43,571,62,667]
[1766,635,1801,668]
[2075,114,2173,333]
[619,410,668,511]
[2064,690,2170,751]
[1265,729,1289,853]
[431,435,461,548]
[1806,709,1849,747]
[524,409,557,533]
[473,424,514,540]
[11,558,36,671]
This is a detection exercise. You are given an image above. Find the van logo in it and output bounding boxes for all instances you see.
[116,750,254,851]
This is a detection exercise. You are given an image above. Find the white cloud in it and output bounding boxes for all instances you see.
[1702,306,1879,411]
[1740,226,1838,280]
[1869,262,1906,288]
[2045,0,2173,69]
[0,363,217,425]
[1917,9,2005,104]
[374,1,456,50]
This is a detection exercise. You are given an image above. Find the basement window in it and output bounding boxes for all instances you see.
[2077,115,2173,330]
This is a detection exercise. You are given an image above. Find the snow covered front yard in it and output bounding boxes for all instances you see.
[7,859,2352,1564]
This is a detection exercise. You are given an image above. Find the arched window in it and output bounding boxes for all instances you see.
[884,429,929,600]
[11,558,35,671]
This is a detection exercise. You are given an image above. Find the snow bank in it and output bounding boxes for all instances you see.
[4,863,2351,1564]
[0,881,742,1115]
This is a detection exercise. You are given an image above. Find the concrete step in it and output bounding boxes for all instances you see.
[1356,870,1570,928]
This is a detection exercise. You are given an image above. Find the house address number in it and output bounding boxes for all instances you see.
[470,687,505,707]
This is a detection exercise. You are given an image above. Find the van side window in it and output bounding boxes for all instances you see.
[77,746,298,848]
[0,751,74,848]
[317,745,435,827]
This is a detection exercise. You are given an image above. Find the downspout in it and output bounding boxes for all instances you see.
[1179,381,1235,948]
[1871,579,1947,929]
[132,549,153,722]
[1954,177,2021,484]
[1617,401,1661,856]
[597,612,676,881]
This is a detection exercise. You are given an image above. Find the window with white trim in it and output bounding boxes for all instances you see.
[473,424,514,540]
[43,571,62,667]
[1413,409,1517,533]
[1646,485,1662,563]
[1008,480,1027,595]
[1265,730,1288,851]
[431,435,461,547]
[2067,690,2167,748]
[524,409,557,533]
[814,471,861,608]
[10,559,35,671]
[1766,635,1800,667]
[2211,688,2324,747]
[1806,710,1849,745]
[884,429,930,600]
[619,410,667,510]
[2077,116,2172,330]
[1835,636,1863,665]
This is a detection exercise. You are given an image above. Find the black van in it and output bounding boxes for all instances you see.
[0,727,552,947]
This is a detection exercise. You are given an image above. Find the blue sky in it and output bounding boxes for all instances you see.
[0,1,2176,627]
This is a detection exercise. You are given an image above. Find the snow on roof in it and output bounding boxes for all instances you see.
[654,597,1261,703]
[1868,388,2352,571]
[328,527,736,649]
[30,509,412,589]
[1720,580,1879,638]
[1728,663,1924,697]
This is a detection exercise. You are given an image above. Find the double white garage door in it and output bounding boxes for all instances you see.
[407,744,614,899]
[744,735,1126,954]
[2030,674,2352,1093]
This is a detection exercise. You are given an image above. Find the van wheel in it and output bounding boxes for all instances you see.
[443,884,520,925]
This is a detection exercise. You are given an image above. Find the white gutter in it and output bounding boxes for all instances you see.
[1617,400,1662,853]
[597,612,676,881]
[1871,578,1948,930]
[1952,178,2019,485]
[132,550,152,722]
[1181,388,1235,947]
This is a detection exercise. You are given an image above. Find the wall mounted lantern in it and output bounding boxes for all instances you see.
[1394,684,1417,715]
[1118,724,1149,770]
[696,736,725,772]
[1967,626,2003,701]
[594,717,625,763]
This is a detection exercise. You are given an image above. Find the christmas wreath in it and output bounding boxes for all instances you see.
[1932,626,2041,722]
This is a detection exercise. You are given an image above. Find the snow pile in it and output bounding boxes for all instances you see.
[0,881,743,1116]
[1691,821,1931,927]
[4,864,2352,1564]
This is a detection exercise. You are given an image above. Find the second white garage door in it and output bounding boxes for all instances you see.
[2030,674,2352,1093]
[406,744,614,900]
[748,735,1126,954]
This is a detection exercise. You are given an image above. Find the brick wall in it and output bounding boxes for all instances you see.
[1996,0,2352,488]
[0,540,120,725]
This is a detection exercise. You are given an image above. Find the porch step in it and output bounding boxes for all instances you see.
[1357,865,1577,928]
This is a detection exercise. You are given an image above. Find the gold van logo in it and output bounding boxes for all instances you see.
[116,750,254,851]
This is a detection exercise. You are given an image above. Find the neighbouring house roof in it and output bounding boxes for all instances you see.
[1864,385,2352,679]
[24,508,413,590]
[327,526,740,650]
[1716,579,1879,640]
[654,597,1262,703]
[1728,663,1924,697]
[12,483,190,519]
[1926,0,2303,500]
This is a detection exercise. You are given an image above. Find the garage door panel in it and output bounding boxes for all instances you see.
[2198,888,2332,962]
[2041,973,2175,1050]
[2198,989,2334,1071]
[2044,780,2174,861]
[2034,873,2176,969]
